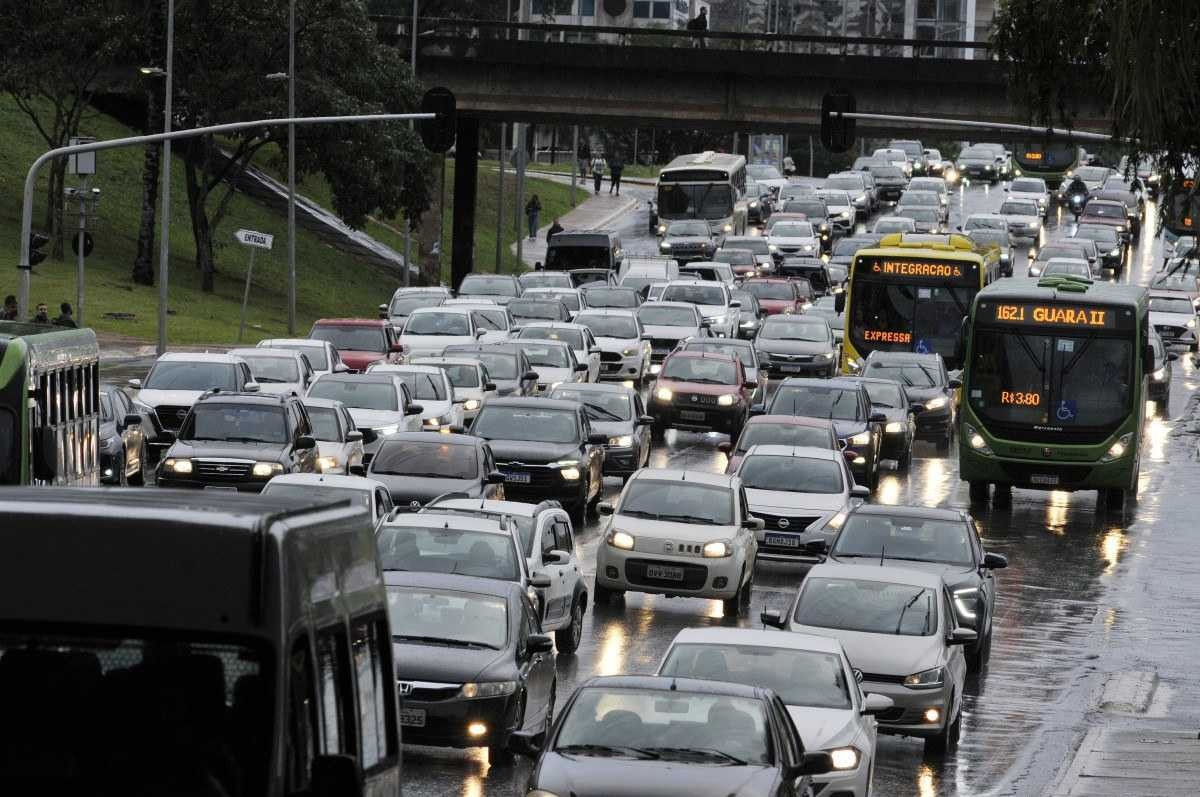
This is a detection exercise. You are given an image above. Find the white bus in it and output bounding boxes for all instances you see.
[656,151,750,237]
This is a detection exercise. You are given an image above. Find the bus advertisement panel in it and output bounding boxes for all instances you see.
[1012,142,1083,192]
[656,152,749,236]
[959,280,1149,508]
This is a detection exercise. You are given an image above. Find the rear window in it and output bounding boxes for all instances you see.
[378,526,518,581]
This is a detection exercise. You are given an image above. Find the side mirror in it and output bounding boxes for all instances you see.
[485,382,498,391]
[700,320,711,328]
[390,342,406,353]
[589,347,601,355]
[33,427,59,482]
[546,549,570,565]
[587,432,607,445]
[793,752,835,777]
[638,414,654,425]
[869,412,887,423]
[295,435,317,450]
[843,449,860,463]
[346,429,364,442]
[334,363,351,373]
[948,627,978,646]
[529,572,552,589]
[640,333,653,341]
[717,441,732,454]
[527,633,555,655]
[749,403,766,416]
[1167,352,1179,362]
[804,539,828,556]
[597,501,614,516]
[861,693,895,716]
[574,363,588,372]
[507,729,545,757]
[405,404,424,416]
[349,464,365,476]
[741,381,757,390]
[524,371,540,382]
[122,413,142,428]
[948,378,962,390]
[127,378,142,389]
[1142,343,1155,374]
[850,484,870,499]
[834,292,846,313]
[475,330,487,338]
[743,516,765,531]
[910,402,925,414]
[244,381,261,393]
[311,754,362,797]
[760,609,786,629]
[983,551,1008,569]
[729,299,742,308]
[486,470,506,485]
[359,428,378,444]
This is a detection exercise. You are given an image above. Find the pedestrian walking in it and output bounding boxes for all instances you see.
[687,8,707,48]
[31,303,50,324]
[546,218,564,244]
[525,194,542,240]
[1,295,17,321]
[609,152,625,196]
[53,302,77,328]
[591,154,605,195]
[783,155,796,176]
[578,142,590,177]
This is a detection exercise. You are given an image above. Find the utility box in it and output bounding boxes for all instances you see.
[68,137,97,176]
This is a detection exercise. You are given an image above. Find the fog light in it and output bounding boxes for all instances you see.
[923,708,941,724]
[713,577,728,589]
[606,566,619,578]
[467,722,488,738]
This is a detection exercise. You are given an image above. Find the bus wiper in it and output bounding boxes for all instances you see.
[894,589,925,635]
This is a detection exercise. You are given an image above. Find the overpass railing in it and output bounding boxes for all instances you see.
[369,16,995,60]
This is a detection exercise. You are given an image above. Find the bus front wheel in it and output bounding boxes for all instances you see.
[968,481,990,503]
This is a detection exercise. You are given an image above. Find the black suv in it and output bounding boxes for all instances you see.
[469,397,606,524]
[157,391,318,491]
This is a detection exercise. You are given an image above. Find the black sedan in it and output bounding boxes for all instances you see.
[511,675,833,796]
[822,503,1007,670]
[861,351,958,455]
[1148,332,1176,415]
[99,383,149,485]
[859,377,918,472]
[386,571,556,764]
[366,432,505,509]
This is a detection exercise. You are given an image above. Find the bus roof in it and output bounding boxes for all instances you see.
[976,276,1148,308]
[0,322,98,370]
[661,151,746,172]
[855,232,994,266]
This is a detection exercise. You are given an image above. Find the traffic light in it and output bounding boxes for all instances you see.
[29,232,50,266]
[820,91,856,154]
[418,87,457,154]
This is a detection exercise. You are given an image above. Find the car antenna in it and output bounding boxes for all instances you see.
[880,542,886,567]
[670,678,677,691]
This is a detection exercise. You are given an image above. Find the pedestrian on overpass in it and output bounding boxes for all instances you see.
[1,295,17,321]
[591,155,606,195]
[687,8,707,48]
[526,194,542,240]
[609,152,625,196]
[31,303,50,324]
[54,302,77,328]
[547,218,564,244]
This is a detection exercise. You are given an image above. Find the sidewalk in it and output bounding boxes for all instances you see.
[511,189,639,269]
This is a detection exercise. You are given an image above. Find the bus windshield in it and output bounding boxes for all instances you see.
[658,183,734,221]
[849,282,972,366]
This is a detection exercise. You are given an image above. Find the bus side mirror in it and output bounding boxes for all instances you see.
[33,427,58,482]
[834,292,846,314]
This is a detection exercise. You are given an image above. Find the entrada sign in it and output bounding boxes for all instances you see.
[234,229,274,250]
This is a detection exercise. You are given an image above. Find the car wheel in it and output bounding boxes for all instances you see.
[593,577,623,607]
[924,694,960,757]
[651,424,666,441]
[1158,395,1169,417]
[490,692,524,766]
[555,598,584,654]
[968,481,990,504]
[117,452,129,487]
[544,682,556,733]
[898,446,912,473]
[722,567,752,617]
[128,442,149,486]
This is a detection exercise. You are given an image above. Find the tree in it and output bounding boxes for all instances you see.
[171,0,433,292]
[132,0,167,287]
[0,1,134,259]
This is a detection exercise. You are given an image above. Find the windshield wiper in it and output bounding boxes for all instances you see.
[254,376,287,383]
[655,512,717,524]
[644,747,748,766]
[557,744,660,760]
[392,634,497,649]
[587,406,625,421]
[894,589,926,635]
[222,436,275,443]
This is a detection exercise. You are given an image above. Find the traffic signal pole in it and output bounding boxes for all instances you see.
[16,111,435,336]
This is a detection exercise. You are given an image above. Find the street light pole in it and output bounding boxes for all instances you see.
[287,0,297,334]
[156,0,174,355]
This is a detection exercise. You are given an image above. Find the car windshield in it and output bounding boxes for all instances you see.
[473,406,578,443]
[661,357,737,384]
[667,220,711,236]
[180,403,288,444]
[272,343,328,370]
[875,219,914,233]
[554,687,770,765]
[781,201,825,216]
[387,586,508,649]
[760,319,829,342]
[585,289,638,308]
[1149,296,1195,314]
[662,284,726,306]
[307,379,398,411]
[509,300,565,321]
[1083,202,1126,219]
[731,292,759,315]
[514,343,570,367]
[390,295,441,317]
[372,440,478,478]
[454,351,516,380]
[743,281,793,300]
[865,360,939,387]
[965,216,1006,231]
[389,371,447,401]
[434,364,481,388]
[1043,260,1092,278]
[638,306,697,327]
[900,193,937,206]
[740,455,843,493]
[712,250,754,266]
[724,238,771,255]
[961,146,994,159]
[551,388,632,421]
[260,482,370,511]
[99,393,114,422]
[660,644,851,710]
[620,479,734,525]
[770,386,863,421]
[968,231,1007,249]
[1011,179,1046,193]
[404,312,470,336]
[303,406,342,440]
[1074,227,1118,245]
[379,526,518,582]
[833,515,974,566]
[144,361,237,391]
[520,272,573,289]
[833,239,871,257]
[530,291,581,311]
[310,325,386,352]
[684,341,753,368]
[460,276,518,297]
[242,355,299,383]
[1074,166,1110,182]
[873,166,904,180]
[735,423,832,453]
[519,327,585,349]
[470,309,509,331]
[748,164,783,181]
[897,207,938,222]
[795,577,938,636]
[863,380,906,408]
[0,631,269,793]
[825,176,864,192]
[771,222,815,238]
[578,315,639,338]
[1038,245,1089,262]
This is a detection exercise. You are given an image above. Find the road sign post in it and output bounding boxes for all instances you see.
[235,229,274,341]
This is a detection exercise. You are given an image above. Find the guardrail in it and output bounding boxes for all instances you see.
[369,16,995,59]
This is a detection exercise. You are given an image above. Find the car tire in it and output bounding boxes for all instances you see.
[593,577,623,607]
[128,442,149,486]
[1158,395,1169,417]
[924,694,960,756]
[898,446,912,473]
[555,598,584,654]
[116,452,129,487]
[969,481,990,504]
[722,567,752,617]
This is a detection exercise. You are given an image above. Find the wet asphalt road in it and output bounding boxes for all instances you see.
[103,180,1196,797]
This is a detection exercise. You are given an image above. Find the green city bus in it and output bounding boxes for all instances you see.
[1012,142,1084,198]
[959,276,1150,508]
[0,322,101,486]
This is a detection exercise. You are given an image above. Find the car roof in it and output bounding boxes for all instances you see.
[513,338,574,351]
[427,498,555,518]
[664,349,737,364]
[579,675,767,701]
[156,352,242,364]
[411,357,485,368]
[313,318,387,327]
[670,627,844,655]
[265,473,385,492]
[742,276,792,284]
[377,431,479,447]
[372,363,444,375]
[683,337,752,349]
[195,391,290,405]
[312,372,399,385]
[382,511,507,534]
[743,444,840,460]
[1149,289,1196,299]
[639,301,700,312]
[259,338,328,348]
[381,570,523,599]
[300,397,346,409]
[551,381,634,396]
[778,376,865,391]
[229,347,303,359]
[850,502,965,522]
[576,308,637,319]
[864,351,942,364]
[746,414,835,429]
[805,561,948,589]
[630,468,735,488]
[407,306,473,317]
[521,321,588,330]
[525,287,582,295]
[484,397,581,412]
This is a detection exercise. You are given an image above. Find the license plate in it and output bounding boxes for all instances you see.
[765,533,801,548]
[204,485,238,492]
[1030,473,1059,486]
[646,564,685,581]
[399,708,426,728]
[501,471,530,484]
[680,410,706,421]
[779,363,803,372]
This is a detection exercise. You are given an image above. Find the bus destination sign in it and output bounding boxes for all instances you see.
[984,302,1117,329]
[859,256,976,283]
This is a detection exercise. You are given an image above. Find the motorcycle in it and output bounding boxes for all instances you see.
[647,199,658,235]
[1068,192,1086,219]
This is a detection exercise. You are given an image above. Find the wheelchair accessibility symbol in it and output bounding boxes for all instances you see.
[1056,399,1077,422]
[915,338,932,354]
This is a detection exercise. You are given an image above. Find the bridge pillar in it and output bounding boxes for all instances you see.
[451,116,480,290]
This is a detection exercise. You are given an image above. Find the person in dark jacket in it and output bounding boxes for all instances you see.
[546,218,564,244]
[525,194,542,240]
[1,295,17,321]
[54,302,77,328]
[609,153,625,196]
[687,8,707,47]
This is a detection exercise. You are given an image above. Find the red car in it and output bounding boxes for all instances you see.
[740,277,808,315]
[308,318,405,372]
[718,414,843,473]
[649,350,754,439]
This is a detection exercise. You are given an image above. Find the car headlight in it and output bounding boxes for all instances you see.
[133,400,156,416]
[953,587,979,620]
[650,363,662,375]
[660,241,671,249]
[608,434,633,447]
[816,351,834,361]
[1188,319,1197,329]
[965,424,992,456]
[374,423,401,437]
[655,387,673,402]
[854,194,867,205]
[1109,248,1120,256]
[885,421,904,434]
[829,746,861,770]
[252,462,284,478]
[740,320,755,328]
[463,398,481,411]
[460,681,518,699]
[749,200,759,208]
[1101,432,1133,463]
[622,346,637,357]
[925,396,948,411]
[608,530,635,550]
[723,223,733,233]
[802,244,814,252]
[826,510,848,530]
[1028,265,1043,277]
[717,394,737,407]
[528,792,562,797]
[423,415,450,429]
[904,666,945,689]
[1152,367,1167,381]
[316,455,339,472]
[703,540,732,558]
[838,210,850,219]
[163,457,192,474]
[549,381,563,391]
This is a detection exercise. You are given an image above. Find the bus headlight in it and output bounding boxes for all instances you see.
[1101,433,1133,463]
[966,424,992,456]
[164,458,192,474]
